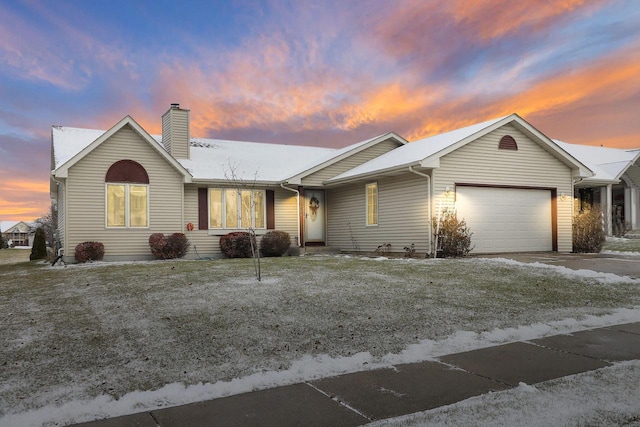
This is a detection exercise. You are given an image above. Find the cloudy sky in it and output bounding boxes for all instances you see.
[1,0,639,221]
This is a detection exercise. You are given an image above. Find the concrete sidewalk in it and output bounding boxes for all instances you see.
[73,322,640,427]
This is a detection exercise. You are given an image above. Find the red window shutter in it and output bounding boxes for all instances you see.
[266,190,275,229]
[198,188,208,230]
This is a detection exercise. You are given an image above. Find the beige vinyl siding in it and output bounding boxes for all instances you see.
[433,124,574,252]
[327,174,431,255]
[301,139,400,187]
[183,186,299,258]
[64,125,185,261]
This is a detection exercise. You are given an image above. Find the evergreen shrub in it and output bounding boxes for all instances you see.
[220,232,256,258]
[260,230,291,257]
[30,227,48,260]
[74,241,105,263]
[149,233,190,259]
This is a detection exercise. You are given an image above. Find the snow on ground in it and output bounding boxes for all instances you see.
[2,307,639,427]
[371,361,640,427]
[1,255,640,426]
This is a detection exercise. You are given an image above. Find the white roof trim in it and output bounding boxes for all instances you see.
[328,113,593,184]
[285,132,408,185]
[53,116,192,182]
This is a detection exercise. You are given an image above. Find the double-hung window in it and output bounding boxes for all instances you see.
[105,160,149,228]
[209,188,266,229]
[366,182,378,226]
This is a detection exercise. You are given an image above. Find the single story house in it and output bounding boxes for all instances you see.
[0,221,33,247]
[50,104,597,262]
[554,141,640,236]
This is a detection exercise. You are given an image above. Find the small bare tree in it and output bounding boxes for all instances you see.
[224,163,262,281]
[34,201,58,248]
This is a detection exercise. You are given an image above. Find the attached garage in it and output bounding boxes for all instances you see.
[454,185,555,253]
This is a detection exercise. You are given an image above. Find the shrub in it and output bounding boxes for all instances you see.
[74,241,105,263]
[403,243,416,258]
[573,205,606,253]
[30,227,47,260]
[260,230,291,257]
[0,234,8,249]
[220,232,256,258]
[432,209,473,258]
[149,233,190,259]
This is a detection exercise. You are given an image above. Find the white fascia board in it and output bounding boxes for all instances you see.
[613,150,640,181]
[286,132,408,183]
[190,178,283,187]
[324,161,422,186]
[53,116,193,183]
[510,115,594,178]
[419,157,440,168]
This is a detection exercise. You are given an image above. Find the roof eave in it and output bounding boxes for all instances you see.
[285,132,408,183]
[324,161,423,186]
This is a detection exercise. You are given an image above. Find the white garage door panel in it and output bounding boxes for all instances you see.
[455,186,552,253]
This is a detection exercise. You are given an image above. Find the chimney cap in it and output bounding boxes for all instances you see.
[170,103,180,109]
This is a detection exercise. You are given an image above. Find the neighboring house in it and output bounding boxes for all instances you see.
[50,105,593,262]
[554,141,640,236]
[0,221,32,247]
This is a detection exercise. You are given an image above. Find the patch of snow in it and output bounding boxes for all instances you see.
[481,257,638,283]
[602,250,640,256]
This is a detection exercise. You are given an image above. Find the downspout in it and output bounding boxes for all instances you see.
[51,174,65,261]
[408,166,432,257]
[280,183,301,247]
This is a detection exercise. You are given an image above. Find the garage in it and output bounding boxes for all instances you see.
[454,186,554,253]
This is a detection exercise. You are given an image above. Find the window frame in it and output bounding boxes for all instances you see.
[105,183,150,229]
[365,182,378,226]
[208,188,267,230]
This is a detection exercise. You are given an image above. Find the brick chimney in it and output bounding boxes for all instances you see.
[161,103,190,159]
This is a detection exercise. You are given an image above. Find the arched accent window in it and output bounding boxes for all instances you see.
[105,160,149,184]
[105,160,149,228]
[499,135,518,150]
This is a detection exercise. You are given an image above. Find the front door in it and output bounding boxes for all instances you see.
[305,190,325,243]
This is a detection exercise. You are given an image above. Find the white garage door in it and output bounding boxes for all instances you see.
[454,186,552,253]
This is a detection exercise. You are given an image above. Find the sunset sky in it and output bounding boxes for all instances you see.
[1,0,639,222]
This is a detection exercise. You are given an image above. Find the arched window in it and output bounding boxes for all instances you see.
[105,160,149,228]
[499,135,518,150]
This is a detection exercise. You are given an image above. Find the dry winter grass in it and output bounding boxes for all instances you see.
[0,248,30,265]
[1,254,639,418]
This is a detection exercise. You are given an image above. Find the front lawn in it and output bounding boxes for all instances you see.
[1,255,639,425]
[603,236,640,253]
[0,248,30,265]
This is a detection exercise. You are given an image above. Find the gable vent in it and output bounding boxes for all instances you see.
[499,135,518,150]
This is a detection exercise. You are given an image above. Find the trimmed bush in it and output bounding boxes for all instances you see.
[432,209,473,258]
[260,230,291,257]
[74,241,105,263]
[573,205,606,253]
[149,233,190,259]
[30,228,47,260]
[220,232,256,258]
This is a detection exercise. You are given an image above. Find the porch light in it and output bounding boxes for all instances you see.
[445,186,453,197]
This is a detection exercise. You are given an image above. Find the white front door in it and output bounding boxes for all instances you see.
[305,190,325,243]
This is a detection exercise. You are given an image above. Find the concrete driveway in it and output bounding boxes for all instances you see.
[480,252,640,279]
